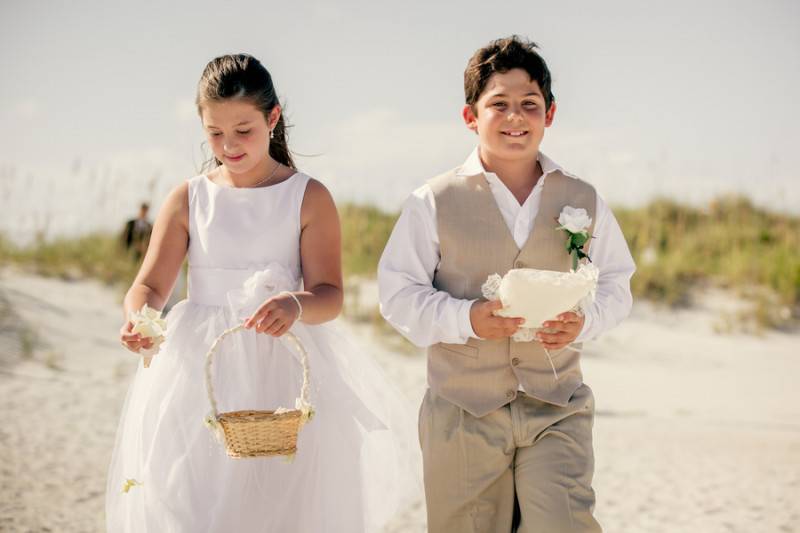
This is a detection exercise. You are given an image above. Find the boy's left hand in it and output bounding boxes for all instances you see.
[536,312,585,350]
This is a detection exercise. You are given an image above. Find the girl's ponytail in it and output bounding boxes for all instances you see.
[269,114,294,168]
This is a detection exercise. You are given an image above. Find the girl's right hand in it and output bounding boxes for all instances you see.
[119,321,153,353]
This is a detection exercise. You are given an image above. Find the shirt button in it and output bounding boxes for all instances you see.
[511,357,520,366]
[506,390,515,399]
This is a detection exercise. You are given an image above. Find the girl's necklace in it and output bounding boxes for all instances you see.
[234,160,282,188]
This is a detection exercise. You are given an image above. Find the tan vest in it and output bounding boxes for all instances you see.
[426,167,597,417]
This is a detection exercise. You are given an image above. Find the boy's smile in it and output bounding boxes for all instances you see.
[463,68,556,167]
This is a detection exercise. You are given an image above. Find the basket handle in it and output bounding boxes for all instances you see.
[204,325,312,420]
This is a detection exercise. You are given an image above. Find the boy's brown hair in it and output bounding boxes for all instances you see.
[464,35,555,111]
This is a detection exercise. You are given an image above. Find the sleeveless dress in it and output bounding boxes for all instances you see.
[105,173,418,532]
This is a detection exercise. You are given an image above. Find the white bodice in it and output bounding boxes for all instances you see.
[186,173,310,305]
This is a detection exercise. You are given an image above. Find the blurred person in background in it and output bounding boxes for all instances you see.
[121,202,153,261]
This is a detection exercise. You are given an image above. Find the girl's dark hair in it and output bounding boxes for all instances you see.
[464,35,555,112]
[196,54,294,170]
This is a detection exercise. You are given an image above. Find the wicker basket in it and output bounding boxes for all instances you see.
[204,325,313,458]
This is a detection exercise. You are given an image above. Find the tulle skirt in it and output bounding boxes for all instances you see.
[105,298,420,532]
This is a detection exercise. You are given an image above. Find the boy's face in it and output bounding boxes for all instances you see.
[462,68,556,165]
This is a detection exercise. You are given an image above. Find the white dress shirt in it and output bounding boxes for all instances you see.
[378,148,636,348]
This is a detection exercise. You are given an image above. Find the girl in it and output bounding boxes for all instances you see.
[106,54,416,532]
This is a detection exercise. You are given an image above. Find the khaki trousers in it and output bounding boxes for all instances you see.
[419,385,601,533]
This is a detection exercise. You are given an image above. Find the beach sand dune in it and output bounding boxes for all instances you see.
[1,271,798,532]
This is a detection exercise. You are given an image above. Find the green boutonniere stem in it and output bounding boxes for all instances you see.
[560,229,591,270]
[555,208,593,270]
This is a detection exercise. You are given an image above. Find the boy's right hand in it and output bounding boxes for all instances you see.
[119,321,153,353]
[469,299,524,340]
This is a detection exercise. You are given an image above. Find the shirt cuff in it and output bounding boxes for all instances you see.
[575,309,595,343]
[458,298,479,340]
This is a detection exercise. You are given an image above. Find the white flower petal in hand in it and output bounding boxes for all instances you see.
[138,336,164,357]
[141,304,162,321]
[129,304,167,358]
[131,320,164,339]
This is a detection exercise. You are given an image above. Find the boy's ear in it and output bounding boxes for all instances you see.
[462,105,478,133]
[544,101,557,127]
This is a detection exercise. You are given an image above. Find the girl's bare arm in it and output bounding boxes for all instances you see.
[244,178,343,336]
[120,182,189,352]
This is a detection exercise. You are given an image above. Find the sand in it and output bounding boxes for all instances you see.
[1,270,798,532]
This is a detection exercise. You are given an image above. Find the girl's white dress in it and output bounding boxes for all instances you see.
[106,173,418,532]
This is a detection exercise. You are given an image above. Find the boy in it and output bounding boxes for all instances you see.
[378,36,635,532]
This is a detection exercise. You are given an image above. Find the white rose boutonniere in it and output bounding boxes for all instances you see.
[129,304,167,365]
[556,206,593,271]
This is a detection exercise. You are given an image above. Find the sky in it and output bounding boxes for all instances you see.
[1,0,799,240]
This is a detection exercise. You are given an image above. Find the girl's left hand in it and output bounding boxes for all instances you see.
[243,293,301,337]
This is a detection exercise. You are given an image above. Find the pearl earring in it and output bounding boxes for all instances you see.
[269,129,274,140]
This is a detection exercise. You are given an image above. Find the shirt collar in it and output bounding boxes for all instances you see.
[456,146,576,182]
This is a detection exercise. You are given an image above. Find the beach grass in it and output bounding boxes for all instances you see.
[614,196,800,328]
[337,196,800,330]
[340,203,399,277]
[2,196,798,329]
[0,233,140,287]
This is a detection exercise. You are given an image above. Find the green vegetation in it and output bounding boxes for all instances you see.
[338,197,800,330]
[0,233,139,287]
[339,204,398,277]
[2,196,798,331]
[615,196,800,328]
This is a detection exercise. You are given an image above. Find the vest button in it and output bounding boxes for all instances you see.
[514,261,523,268]
[511,357,520,366]
[506,390,515,399]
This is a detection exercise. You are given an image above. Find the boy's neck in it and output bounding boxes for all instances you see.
[479,150,544,205]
